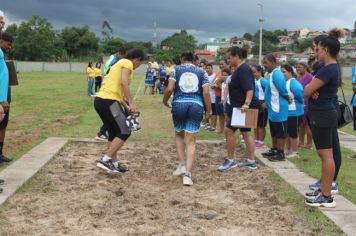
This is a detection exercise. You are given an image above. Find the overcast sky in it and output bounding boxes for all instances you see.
[1,0,355,43]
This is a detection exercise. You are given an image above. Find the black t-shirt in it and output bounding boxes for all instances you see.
[228,63,259,108]
[309,63,339,111]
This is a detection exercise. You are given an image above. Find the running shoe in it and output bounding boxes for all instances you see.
[267,152,285,162]
[237,159,257,170]
[0,155,12,162]
[255,142,266,148]
[305,194,336,208]
[261,148,278,157]
[218,158,237,172]
[285,151,299,158]
[97,159,119,174]
[305,189,321,200]
[173,163,186,176]
[183,173,193,186]
[95,133,108,141]
[309,179,321,190]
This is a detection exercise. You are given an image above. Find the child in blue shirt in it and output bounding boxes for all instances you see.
[144,63,155,94]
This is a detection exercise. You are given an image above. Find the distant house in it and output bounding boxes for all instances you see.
[194,49,216,63]
[278,35,294,47]
[288,28,310,39]
[230,37,255,48]
[205,41,231,53]
[339,29,353,44]
[273,52,287,63]
[290,53,309,63]
[339,45,356,59]
[307,31,325,39]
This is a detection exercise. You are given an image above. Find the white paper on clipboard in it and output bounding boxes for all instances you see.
[231,108,246,126]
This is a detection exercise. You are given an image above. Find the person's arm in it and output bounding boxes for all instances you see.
[240,67,254,111]
[273,71,292,103]
[120,68,136,113]
[291,80,304,103]
[304,78,325,98]
[202,85,212,119]
[241,90,253,112]
[163,79,175,108]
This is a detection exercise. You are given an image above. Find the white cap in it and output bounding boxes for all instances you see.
[0,10,4,18]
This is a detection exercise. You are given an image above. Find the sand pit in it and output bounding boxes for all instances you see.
[0,141,315,235]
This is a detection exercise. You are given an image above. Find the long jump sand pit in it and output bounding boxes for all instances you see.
[0,141,315,235]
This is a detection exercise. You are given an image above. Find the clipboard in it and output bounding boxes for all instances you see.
[231,108,258,128]
[5,61,18,86]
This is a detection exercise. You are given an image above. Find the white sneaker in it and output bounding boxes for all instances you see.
[286,152,299,158]
[173,164,186,176]
[183,174,193,186]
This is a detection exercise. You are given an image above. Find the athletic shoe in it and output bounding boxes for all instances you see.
[173,163,186,176]
[183,173,193,186]
[267,152,285,162]
[309,179,321,190]
[305,194,336,208]
[305,189,321,200]
[308,180,338,194]
[237,160,257,170]
[114,163,129,173]
[0,179,4,185]
[285,152,299,158]
[255,142,266,148]
[208,127,216,132]
[261,148,278,157]
[205,124,211,129]
[218,158,237,172]
[0,155,12,162]
[97,159,119,174]
[95,133,108,141]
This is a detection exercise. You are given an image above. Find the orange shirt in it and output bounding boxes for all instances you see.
[214,71,222,97]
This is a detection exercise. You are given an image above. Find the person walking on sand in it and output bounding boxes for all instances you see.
[163,52,212,186]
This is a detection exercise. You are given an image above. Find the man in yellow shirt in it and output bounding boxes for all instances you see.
[94,49,144,174]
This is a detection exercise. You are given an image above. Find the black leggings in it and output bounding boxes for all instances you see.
[95,76,102,92]
[309,110,341,181]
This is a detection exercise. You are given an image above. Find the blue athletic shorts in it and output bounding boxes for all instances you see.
[172,102,203,133]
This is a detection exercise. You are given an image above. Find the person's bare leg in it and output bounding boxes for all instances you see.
[185,133,197,173]
[299,125,306,147]
[106,137,125,163]
[318,149,335,197]
[225,127,235,159]
[175,131,186,163]
[241,131,255,161]
[217,115,225,133]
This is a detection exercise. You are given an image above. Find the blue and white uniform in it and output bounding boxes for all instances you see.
[0,49,9,103]
[255,77,268,101]
[286,78,304,117]
[145,68,155,86]
[170,63,210,133]
[264,68,289,122]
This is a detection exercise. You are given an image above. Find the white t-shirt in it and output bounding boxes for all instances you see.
[208,73,216,103]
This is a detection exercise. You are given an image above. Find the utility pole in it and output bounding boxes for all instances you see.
[153,16,158,48]
[258,3,264,65]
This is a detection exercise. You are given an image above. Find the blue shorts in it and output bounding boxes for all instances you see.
[215,96,224,116]
[145,78,154,86]
[172,102,203,133]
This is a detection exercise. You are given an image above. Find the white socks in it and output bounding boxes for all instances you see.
[101,155,112,162]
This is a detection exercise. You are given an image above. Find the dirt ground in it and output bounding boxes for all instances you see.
[0,141,316,236]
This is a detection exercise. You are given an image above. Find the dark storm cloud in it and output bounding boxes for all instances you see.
[1,0,355,42]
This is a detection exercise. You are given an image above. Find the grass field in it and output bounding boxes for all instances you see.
[1,71,353,234]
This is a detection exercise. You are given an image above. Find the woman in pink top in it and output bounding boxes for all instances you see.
[296,63,313,149]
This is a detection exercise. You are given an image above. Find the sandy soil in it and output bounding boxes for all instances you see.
[0,141,315,236]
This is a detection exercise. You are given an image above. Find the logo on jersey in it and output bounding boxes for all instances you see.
[179,72,199,93]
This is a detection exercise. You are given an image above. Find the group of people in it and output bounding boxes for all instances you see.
[0,10,14,194]
[86,62,103,97]
[163,28,344,209]
[144,58,174,95]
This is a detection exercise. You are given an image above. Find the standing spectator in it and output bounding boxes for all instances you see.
[94,62,102,93]
[144,62,155,95]
[304,29,343,208]
[218,46,260,171]
[165,60,174,87]
[159,61,167,90]
[262,54,291,162]
[281,64,304,158]
[0,32,13,165]
[86,62,95,96]
[214,59,228,134]
[296,63,313,149]
[252,64,268,148]
[95,49,144,174]
[205,63,217,131]
[352,65,356,131]
[163,52,212,186]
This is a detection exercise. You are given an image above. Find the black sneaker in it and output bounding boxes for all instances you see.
[0,155,12,162]
[305,189,321,200]
[262,148,277,157]
[267,152,285,162]
[305,194,336,208]
[96,159,119,174]
[0,179,4,185]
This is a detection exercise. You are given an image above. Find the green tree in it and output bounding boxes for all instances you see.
[160,29,197,64]
[215,48,227,63]
[4,23,17,38]
[12,15,64,61]
[61,26,99,58]
[243,33,253,41]
[154,48,172,62]
[101,37,124,55]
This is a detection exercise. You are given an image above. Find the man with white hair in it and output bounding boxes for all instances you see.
[0,10,5,31]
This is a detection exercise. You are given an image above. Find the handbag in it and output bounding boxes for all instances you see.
[338,85,353,128]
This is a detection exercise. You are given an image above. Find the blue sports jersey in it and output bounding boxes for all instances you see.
[159,65,167,78]
[170,63,209,107]
[0,49,9,102]
[255,77,268,100]
[264,68,289,122]
[352,66,356,107]
[286,78,304,117]
[146,68,155,80]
